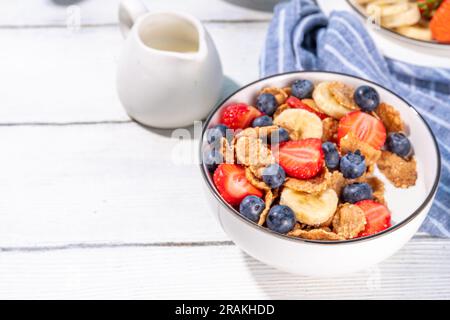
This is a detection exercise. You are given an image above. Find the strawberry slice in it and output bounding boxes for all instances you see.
[220,103,262,130]
[338,111,386,150]
[430,0,450,43]
[286,96,328,120]
[272,138,324,179]
[213,164,263,206]
[356,200,392,237]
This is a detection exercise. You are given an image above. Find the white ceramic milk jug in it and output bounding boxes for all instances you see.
[117,0,223,128]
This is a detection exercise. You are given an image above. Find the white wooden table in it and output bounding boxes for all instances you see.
[0,0,449,299]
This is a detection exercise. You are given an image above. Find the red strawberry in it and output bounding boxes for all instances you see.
[356,200,392,237]
[272,138,324,179]
[220,103,262,130]
[430,0,450,43]
[286,96,328,120]
[338,111,386,150]
[213,164,263,206]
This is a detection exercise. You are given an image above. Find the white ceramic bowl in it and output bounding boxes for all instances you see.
[199,71,440,276]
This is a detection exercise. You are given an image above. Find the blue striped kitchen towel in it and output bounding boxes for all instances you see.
[260,0,450,237]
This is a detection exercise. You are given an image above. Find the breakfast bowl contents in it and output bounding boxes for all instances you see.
[349,0,450,44]
[200,72,440,275]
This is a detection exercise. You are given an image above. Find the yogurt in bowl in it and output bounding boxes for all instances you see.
[199,71,440,276]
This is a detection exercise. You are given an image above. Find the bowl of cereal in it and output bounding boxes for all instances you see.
[199,71,440,276]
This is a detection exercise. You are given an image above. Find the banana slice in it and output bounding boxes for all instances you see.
[280,188,339,226]
[395,25,432,41]
[273,108,322,140]
[312,82,354,119]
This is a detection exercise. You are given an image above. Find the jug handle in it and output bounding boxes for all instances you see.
[118,0,148,38]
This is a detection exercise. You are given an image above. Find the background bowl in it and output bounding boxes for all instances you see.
[200,71,440,276]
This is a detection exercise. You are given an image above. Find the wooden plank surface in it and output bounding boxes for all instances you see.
[0,22,266,123]
[0,0,274,26]
[1,237,449,299]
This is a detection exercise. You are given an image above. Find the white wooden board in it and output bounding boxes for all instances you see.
[0,123,229,246]
[1,237,449,299]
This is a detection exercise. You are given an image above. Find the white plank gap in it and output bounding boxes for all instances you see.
[0,237,449,299]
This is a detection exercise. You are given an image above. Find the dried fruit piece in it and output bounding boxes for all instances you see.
[273,108,323,141]
[280,187,339,226]
[332,203,367,239]
[377,150,417,188]
[374,102,405,133]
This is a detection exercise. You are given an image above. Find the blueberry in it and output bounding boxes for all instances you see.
[256,93,278,116]
[354,85,380,112]
[239,195,266,223]
[270,128,290,145]
[267,205,296,234]
[203,148,223,172]
[252,115,273,127]
[340,150,366,179]
[322,142,340,170]
[262,164,286,188]
[206,124,229,145]
[291,79,314,99]
[386,132,412,158]
[341,183,373,204]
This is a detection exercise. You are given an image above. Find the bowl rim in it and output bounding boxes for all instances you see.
[345,0,450,49]
[199,70,441,245]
